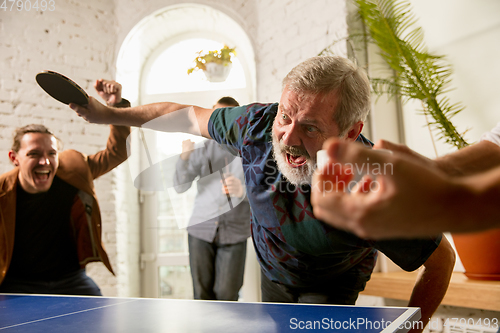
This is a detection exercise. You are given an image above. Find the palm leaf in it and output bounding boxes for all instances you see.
[354,0,469,148]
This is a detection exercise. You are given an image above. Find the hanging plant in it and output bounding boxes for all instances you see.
[320,0,469,149]
[187,45,236,82]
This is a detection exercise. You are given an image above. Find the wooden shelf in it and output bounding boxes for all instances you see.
[361,271,500,311]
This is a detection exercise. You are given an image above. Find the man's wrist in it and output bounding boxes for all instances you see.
[435,157,463,177]
[180,152,191,161]
[443,178,481,232]
[108,98,130,108]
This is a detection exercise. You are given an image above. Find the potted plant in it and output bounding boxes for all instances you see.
[187,45,236,82]
[320,0,499,280]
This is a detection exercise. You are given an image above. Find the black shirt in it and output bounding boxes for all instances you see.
[8,176,80,280]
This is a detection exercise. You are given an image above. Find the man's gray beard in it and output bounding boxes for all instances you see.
[271,133,316,186]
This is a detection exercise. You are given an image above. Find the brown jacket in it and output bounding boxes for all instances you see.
[0,124,131,285]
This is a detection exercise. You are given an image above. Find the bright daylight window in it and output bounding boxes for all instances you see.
[145,38,246,95]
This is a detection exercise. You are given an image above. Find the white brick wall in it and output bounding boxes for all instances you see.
[250,0,348,101]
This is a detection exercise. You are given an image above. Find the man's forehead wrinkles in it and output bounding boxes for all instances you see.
[279,103,288,113]
[279,103,325,125]
[301,117,319,125]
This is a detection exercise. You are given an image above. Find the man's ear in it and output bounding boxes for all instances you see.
[8,151,18,166]
[344,121,364,142]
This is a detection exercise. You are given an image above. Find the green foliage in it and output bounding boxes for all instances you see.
[187,45,236,74]
[322,0,469,149]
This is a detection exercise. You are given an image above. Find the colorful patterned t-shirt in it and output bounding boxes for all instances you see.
[208,102,441,291]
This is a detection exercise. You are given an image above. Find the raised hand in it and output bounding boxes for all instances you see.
[94,79,122,106]
[180,139,195,161]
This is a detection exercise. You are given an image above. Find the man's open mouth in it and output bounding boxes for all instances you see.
[34,169,50,182]
[286,153,307,168]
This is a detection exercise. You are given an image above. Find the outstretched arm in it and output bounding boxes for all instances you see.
[69,96,214,138]
[377,139,500,176]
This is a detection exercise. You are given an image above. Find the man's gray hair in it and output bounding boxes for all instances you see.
[282,56,371,136]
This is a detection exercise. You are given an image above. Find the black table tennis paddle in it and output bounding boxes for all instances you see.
[36,70,89,105]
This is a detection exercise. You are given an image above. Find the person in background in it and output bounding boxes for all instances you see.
[173,97,251,301]
[311,123,500,239]
[0,79,130,296]
[70,56,455,333]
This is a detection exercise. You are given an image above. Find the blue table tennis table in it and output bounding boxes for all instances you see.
[0,294,420,332]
